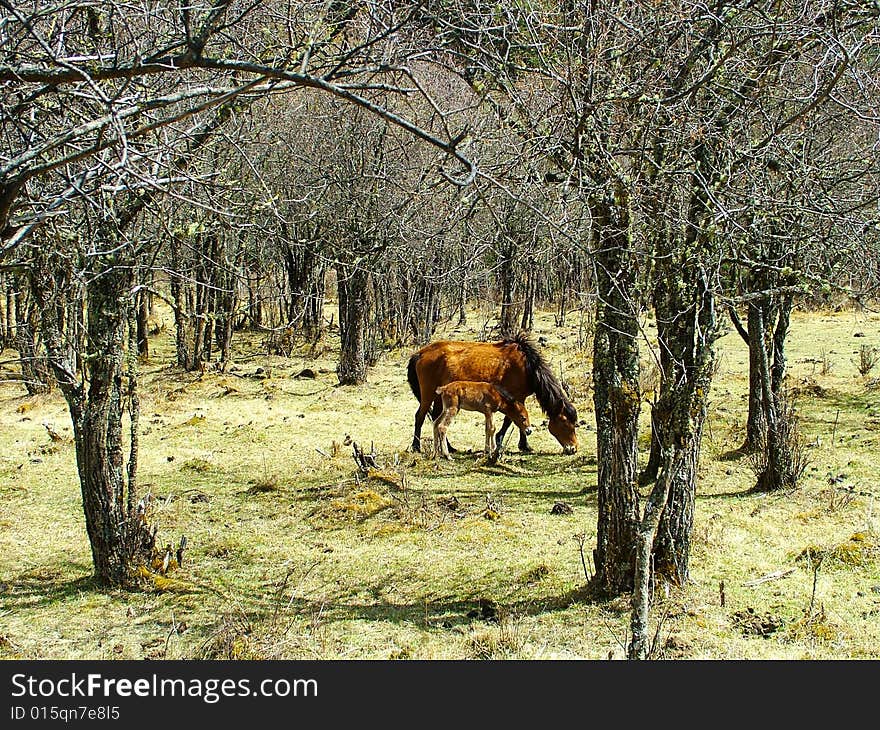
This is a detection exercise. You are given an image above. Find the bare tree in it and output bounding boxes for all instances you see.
[0,1,476,586]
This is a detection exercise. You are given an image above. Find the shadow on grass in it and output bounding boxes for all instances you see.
[195,582,614,644]
[3,565,102,611]
[4,560,210,613]
[716,446,752,462]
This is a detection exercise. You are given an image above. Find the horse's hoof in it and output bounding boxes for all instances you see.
[519,445,534,454]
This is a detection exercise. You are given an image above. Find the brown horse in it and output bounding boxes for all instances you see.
[407,331,578,454]
[433,381,533,460]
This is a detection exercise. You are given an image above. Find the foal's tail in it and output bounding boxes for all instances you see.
[407,353,421,402]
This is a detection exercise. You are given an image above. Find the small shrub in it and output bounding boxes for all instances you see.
[819,348,834,376]
[749,390,810,492]
[856,343,879,377]
[181,457,212,473]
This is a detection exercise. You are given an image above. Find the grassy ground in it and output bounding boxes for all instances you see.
[1,303,879,660]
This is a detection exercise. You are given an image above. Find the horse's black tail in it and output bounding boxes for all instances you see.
[407,353,421,402]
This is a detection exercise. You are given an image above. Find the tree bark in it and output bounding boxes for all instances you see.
[520,265,535,332]
[651,262,717,586]
[743,303,766,452]
[136,288,150,360]
[14,282,53,394]
[336,262,370,385]
[590,192,641,596]
[754,302,782,489]
[497,241,519,338]
[628,452,675,660]
[31,249,151,587]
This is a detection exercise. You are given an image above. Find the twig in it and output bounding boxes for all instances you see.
[807,552,825,620]
[647,601,673,659]
[574,533,591,582]
[742,567,795,587]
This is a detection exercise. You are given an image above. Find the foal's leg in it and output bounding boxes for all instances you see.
[431,397,458,453]
[432,419,442,460]
[485,412,497,462]
[437,405,456,460]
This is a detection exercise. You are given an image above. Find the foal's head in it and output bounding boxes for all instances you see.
[496,386,532,436]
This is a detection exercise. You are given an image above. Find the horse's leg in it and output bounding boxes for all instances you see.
[517,424,533,453]
[495,414,512,452]
[412,399,432,453]
[432,396,458,453]
[495,413,533,453]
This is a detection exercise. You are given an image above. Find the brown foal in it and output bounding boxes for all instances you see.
[433,381,532,460]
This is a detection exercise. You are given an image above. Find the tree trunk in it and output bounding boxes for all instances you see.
[457,276,468,326]
[30,249,152,587]
[639,410,662,485]
[628,452,675,660]
[14,283,53,394]
[497,240,519,338]
[520,265,535,332]
[651,265,717,586]
[5,279,14,345]
[742,303,766,452]
[753,300,792,493]
[590,193,641,597]
[75,266,147,585]
[136,288,150,360]
[336,263,370,385]
[771,293,792,396]
[0,276,6,352]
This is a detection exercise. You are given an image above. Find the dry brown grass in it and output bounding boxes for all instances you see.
[0,304,879,660]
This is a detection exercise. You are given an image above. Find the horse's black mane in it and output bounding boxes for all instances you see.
[504,331,577,421]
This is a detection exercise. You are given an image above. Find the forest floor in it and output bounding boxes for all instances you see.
[1,304,879,660]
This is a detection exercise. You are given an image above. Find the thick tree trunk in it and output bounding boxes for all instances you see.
[336,263,370,385]
[753,303,783,491]
[169,235,198,371]
[590,194,641,596]
[75,267,149,585]
[31,250,151,587]
[651,254,717,586]
[652,418,704,585]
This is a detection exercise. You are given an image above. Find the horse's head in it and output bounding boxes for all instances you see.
[548,401,578,454]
